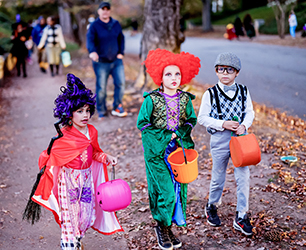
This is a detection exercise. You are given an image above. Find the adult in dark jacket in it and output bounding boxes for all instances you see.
[86,1,127,118]
[243,14,256,39]
[32,16,47,73]
[11,23,28,77]
[234,16,244,39]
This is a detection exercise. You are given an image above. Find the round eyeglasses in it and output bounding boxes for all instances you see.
[216,66,236,74]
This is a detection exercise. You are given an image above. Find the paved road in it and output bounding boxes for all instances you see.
[126,33,306,118]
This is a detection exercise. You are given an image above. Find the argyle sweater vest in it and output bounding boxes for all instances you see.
[46,25,61,47]
[208,83,247,124]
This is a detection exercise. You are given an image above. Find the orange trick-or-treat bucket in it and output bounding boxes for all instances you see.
[229,134,261,167]
[168,148,199,183]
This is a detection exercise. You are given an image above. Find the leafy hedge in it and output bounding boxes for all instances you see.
[0,11,13,54]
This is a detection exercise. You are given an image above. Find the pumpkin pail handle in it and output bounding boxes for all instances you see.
[112,165,115,180]
[179,138,188,164]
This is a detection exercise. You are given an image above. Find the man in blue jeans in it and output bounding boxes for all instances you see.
[87,1,127,118]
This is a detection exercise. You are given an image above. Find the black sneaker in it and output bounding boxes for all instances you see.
[154,225,173,250]
[233,212,253,236]
[167,226,182,248]
[205,203,221,226]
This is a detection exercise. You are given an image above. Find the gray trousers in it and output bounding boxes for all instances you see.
[209,130,250,213]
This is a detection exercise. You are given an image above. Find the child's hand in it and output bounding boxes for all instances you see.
[235,125,246,135]
[106,154,118,166]
[171,133,177,140]
[222,121,239,131]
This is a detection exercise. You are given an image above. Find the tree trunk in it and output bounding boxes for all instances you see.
[202,0,213,32]
[58,1,98,48]
[58,5,73,39]
[74,10,92,50]
[274,2,286,39]
[268,0,296,39]
[135,0,184,89]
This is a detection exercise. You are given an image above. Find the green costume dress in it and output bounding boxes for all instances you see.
[137,89,197,226]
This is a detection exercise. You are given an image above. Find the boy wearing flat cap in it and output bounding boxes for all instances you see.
[87,1,127,118]
[198,52,255,236]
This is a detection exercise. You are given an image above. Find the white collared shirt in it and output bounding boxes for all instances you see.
[198,81,255,131]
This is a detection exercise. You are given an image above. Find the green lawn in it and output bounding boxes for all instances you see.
[212,6,275,26]
[65,42,80,52]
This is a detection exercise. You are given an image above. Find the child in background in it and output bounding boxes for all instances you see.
[198,52,255,236]
[302,23,306,37]
[137,49,200,250]
[224,23,237,40]
[32,74,123,249]
[288,10,298,39]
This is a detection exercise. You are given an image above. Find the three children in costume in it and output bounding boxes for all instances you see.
[31,50,255,250]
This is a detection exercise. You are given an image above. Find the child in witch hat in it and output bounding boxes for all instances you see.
[137,48,201,249]
[29,73,123,249]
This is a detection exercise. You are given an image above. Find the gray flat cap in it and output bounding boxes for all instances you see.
[214,52,241,71]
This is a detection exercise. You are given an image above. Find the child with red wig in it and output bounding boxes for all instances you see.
[137,49,201,250]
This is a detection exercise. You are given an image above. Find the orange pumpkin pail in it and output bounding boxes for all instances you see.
[168,147,199,184]
[229,133,261,167]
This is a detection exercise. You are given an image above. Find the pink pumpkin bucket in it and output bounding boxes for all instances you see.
[96,166,131,212]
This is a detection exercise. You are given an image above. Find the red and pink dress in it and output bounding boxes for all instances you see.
[32,124,123,250]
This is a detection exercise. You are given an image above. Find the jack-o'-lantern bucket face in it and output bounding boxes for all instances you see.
[168,148,198,184]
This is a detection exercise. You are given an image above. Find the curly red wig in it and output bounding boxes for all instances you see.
[143,48,201,86]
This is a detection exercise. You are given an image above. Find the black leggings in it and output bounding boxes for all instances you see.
[49,64,59,75]
[16,57,26,76]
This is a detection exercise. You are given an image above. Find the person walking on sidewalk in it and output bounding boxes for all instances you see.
[288,10,298,39]
[32,16,48,73]
[38,16,66,77]
[243,14,256,39]
[10,23,29,78]
[198,52,255,236]
[32,74,123,250]
[137,49,200,250]
[86,1,127,118]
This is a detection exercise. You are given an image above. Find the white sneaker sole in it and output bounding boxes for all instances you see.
[173,242,182,248]
[233,220,253,236]
[205,207,221,227]
[111,110,127,117]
